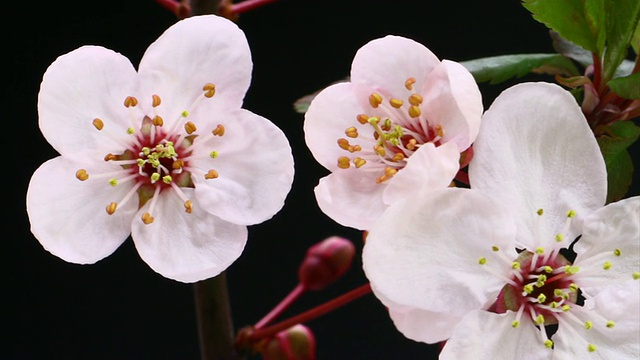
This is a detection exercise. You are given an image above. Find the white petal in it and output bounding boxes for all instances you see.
[421,60,484,151]
[314,172,387,230]
[191,109,294,225]
[138,15,252,119]
[440,311,551,360]
[38,46,139,155]
[573,196,640,296]
[383,142,460,204]
[553,284,640,359]
[132,189,247,283]
[362,188,518,316]
[26,157,136,264]
[350,35,441,98]
[469,82,607,250]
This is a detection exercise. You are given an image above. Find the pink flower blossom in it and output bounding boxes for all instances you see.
[303,35,483,230]
[26,15,294,283]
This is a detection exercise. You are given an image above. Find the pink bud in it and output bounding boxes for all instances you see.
[298,236,356,291]
[263,324,316,360]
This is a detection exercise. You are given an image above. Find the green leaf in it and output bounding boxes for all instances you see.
[597,121,640,203]
[607,72,640,99]
[632,21,640,54]
[460,54,580,85]
[522,0,602,54]
[602,0,640,82]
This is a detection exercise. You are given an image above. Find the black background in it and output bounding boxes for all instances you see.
[5,0,639,359]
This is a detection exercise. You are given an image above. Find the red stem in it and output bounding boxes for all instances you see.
[231,0,281,14]
[155,0,180,12]
[248,283,372,341]
[592,52,603,93]
[254,283,306,330]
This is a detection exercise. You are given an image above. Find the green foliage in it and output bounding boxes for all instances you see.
[602,0,640,81]
[597,121,640,203]
[460,53,579,84]
[608,72,640,99]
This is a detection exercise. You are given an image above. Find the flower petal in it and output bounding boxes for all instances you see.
[26,157,136,264]
[132,188,247,283]
[421,60,483,151]
[138,15,252,118]
[553,284,640,359]
[469,82,607,250]
[350,35,441,98]
[573,196,640,297]
[383,141,460,204]
[191,109,294,225]
[362,188,518,316]
[440,311,551,360]
[38,46,139,155]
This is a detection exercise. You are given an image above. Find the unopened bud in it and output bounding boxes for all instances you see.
[298,236,356,291]
[263,324,316,360]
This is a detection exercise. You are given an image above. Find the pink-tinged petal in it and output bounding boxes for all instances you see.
[469,82,607,250]
[350,35,441,98]
[383,142,460,204]
[421,60,483,151]
[573,197,640,297]
[314,172,386,230]
[26,157,136,264]
[303,82,372,171]
[440,311,551,360]
[191,109,294,225]
[138,15,252,119]
[363,188,517,316]
[132,189,247,283]
[38,46,139,155]
[553,284,640,359]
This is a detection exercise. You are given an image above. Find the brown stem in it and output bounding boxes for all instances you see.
[189,0,224,15]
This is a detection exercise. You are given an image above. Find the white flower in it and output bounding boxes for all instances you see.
[363,83,640,358]
[26,15,294,283]
[303,35,483,230]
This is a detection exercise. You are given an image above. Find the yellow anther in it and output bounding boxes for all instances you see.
[162,175,172,184]
[368,116,381,125]
[569,283,579,292]
[124,96,138,107]
[92,118,104,130]
[109,178,118,187]
[606,321,615,328]
[404,77,416,90]
[142,212,154,224]
[345,127,358,138]
[380,119,392,131]
[536,275,547,287]
[566,210,576,218]
[356,114,370,124]
[389,98,403,108]
[408,93,423,106]
[523,284,534,294]
[373,145,386,156]
[587,344,597,352]
[153,115,164,126]
[491,246,500,251]
[203,83,216,98]
[633,272,640,280]
[106,202,117,215]
[562,304,571,311]
[544,340,553,348]
[369,93,383,108]
[150,173,161,182]
[603,261,612,270]
[478,257,487,265]
[535,247,545,255]
[584,321,593,330]
[337,138,350,151]
[404,138,416,151]
[512,261,521,270]
[537,208,544,216]
[543,265,553,273]
[537,294,546,303]
[204,169,219,179]
[435,124,445,138]
[511,320,520,328]
[172,159,184,169]
[337,156,350,169]
[408,105,421,118]
[152,94,162,107]
[384,167,398,176]
[184,121,197,134]
[209,151,219,158]
[564,265,580,274]
[75,169,89,181]
[535,315,545,325]
[614,248,621,256]
[353,157,366,168]
[184,200,193,214]
[550,301,559,309]
[555,233,564,242]
[103,153,116,161]
[390,152,404,162]
[126,127,135,135]
[213,124,225,136]
[181,110,189,117]
[348,145,361,153]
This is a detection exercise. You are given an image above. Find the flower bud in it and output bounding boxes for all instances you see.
[298,236,356,291]
[263,324,316,360]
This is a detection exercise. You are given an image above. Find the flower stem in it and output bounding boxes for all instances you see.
[194,272,241,360]
[190,0,224,15]
[231,0,281,14]
[254,283,306,330]
[247,283,372,341]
